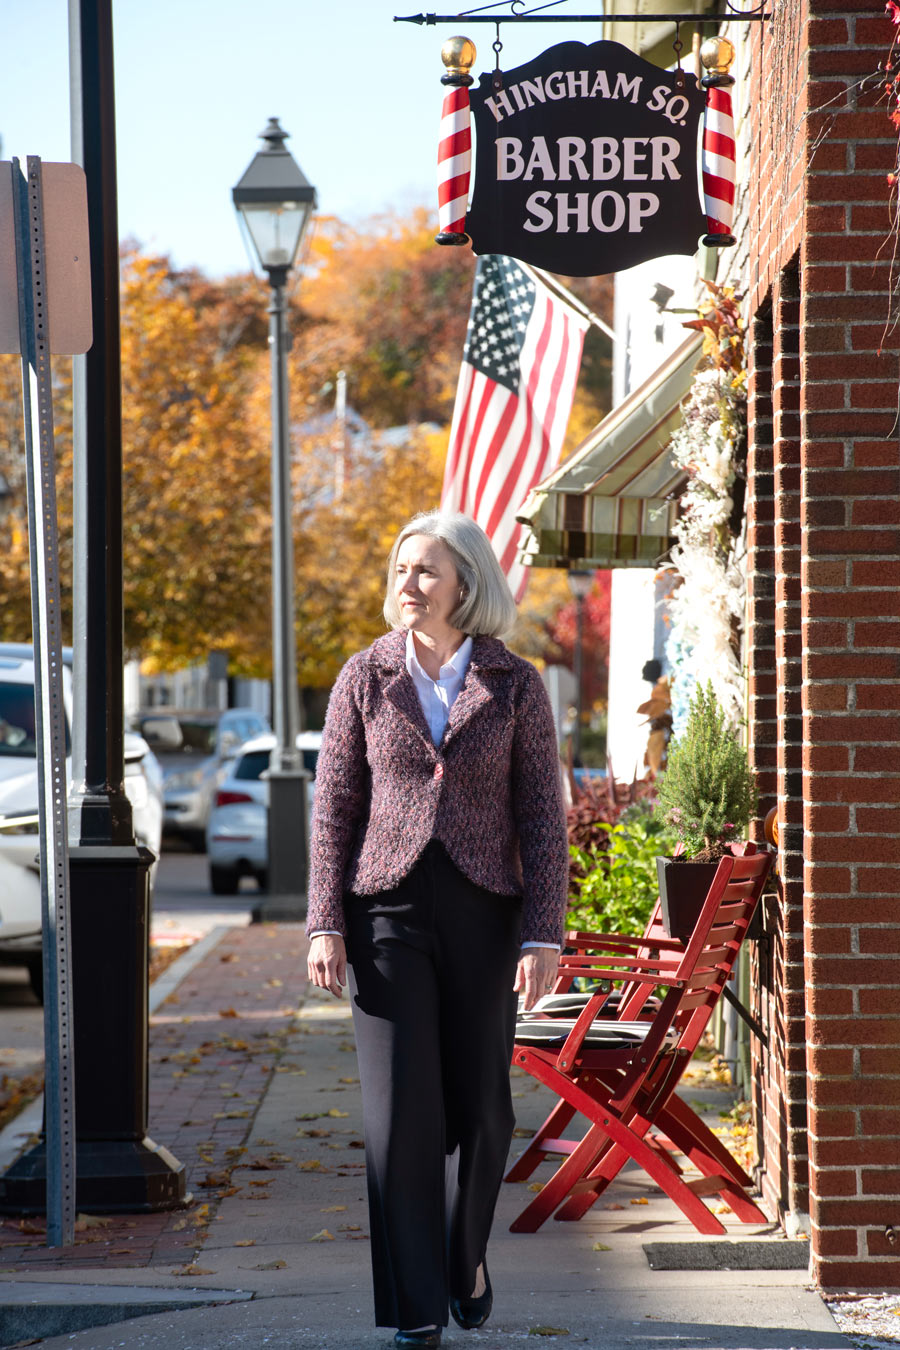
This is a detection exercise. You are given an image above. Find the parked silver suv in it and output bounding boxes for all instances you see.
[134,708,271,851]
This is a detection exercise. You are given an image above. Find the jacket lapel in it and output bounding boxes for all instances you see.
[441,663,495,748]
[383,669,433,746]
[372,629,434,747]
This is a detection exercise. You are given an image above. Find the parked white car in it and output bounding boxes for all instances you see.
[0,651,165,998]
[134,708,271,851]
[206,731,321,895]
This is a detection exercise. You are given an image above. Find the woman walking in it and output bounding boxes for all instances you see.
[306,511,568,1348]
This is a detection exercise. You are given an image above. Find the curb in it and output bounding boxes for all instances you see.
[0,1280,252,1345]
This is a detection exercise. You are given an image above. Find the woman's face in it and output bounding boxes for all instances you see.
[394,534,463,639]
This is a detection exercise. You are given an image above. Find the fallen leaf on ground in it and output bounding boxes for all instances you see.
[218,1008,239,1018]
[249,1180,272,1187]
[629,1197,649,1205]
[173,1265,216,1277]
[220,953,238,963]
[321,1205,347,1213]
[234,1239,256,1247]
[712,1203,733,1214]
[171,1219,188,1231]
[199,1172,230,1189]
[529,1328,569,1337]
[513,1127,535,1138]
[327,1109,349,1118]
[296,1112,322,1121]
[527,1182,544,1192]
[254,1258,287,1270]
[299,1160,322,1172]
[602,1203,625,1211]
[338,1077,358,1085]
[592,1241,612,1251]
[298,1129,330,1138]
[310,1229,334,1242]
[348,1140,365,1149]
[75,1214,111,1230]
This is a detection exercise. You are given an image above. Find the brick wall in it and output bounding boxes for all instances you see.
[748,0,900,1287]
[772,261,810,1229]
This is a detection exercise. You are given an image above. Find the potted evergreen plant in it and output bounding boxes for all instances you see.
[654,681,757,941]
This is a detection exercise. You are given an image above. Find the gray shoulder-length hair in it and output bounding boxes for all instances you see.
[383,511,518,639]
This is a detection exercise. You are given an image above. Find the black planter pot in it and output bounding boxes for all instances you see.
[656,857,721,943]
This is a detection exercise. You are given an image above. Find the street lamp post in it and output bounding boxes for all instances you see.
[567,569,593,764]
[233,119,316,921]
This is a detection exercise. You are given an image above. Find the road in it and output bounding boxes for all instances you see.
[0,847,256,1081]
[150,842,256,944]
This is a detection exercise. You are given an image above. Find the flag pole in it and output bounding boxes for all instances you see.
[519,262,617,344]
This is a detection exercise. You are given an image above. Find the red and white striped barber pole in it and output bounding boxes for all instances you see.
[699,37,737,248]
[436,36,476,246]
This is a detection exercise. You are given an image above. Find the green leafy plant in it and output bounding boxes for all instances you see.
[567,813,677,936]
[654,681,756,861]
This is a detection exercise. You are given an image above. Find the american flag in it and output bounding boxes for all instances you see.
[441,255,588,601]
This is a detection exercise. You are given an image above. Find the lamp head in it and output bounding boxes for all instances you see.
[232,118,317,281]
[567,569,594,600]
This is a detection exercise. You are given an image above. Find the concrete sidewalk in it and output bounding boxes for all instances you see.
[0,924,849,1350]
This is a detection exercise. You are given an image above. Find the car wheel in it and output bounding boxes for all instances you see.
[26,957,43,1005]
[210,864,240,896]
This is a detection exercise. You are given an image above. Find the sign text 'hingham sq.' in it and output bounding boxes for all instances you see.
[439,39,708,276]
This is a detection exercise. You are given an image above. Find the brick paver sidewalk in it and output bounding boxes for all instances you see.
[0,924,309,1273]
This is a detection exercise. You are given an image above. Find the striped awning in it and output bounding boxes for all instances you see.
[516,334,704,569]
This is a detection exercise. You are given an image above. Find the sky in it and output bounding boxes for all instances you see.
[3,1,589,278]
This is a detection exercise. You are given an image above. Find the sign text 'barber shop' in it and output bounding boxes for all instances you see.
[465,41,706,275]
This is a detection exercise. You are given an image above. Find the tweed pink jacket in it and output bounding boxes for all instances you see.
[306,628,569,945]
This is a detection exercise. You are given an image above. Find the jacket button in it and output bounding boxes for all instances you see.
[434,763,444,780]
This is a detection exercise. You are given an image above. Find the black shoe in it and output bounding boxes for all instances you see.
[394,1329,441,1348]
[450,1263,492,1330]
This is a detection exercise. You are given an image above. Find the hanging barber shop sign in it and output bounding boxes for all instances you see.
[437,38,709,277]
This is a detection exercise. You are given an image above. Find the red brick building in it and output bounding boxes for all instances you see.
[745,0,900,1288]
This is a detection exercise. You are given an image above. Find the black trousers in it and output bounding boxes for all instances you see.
[345,841,522,1330]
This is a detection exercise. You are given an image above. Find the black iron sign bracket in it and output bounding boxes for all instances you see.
[396,7,771,25]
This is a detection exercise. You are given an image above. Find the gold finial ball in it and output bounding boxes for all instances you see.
[441,36,477,76]
[700,36,736,75]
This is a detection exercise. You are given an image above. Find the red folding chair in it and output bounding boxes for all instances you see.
[509,898,763,1212]
[508,847,772,1235]
[509,902,677,1186]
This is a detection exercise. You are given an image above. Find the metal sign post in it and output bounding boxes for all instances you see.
[1,155,92,1247]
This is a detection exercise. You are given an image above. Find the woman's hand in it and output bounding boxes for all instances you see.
[307,934,347,998]
[514,946,559,1012]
